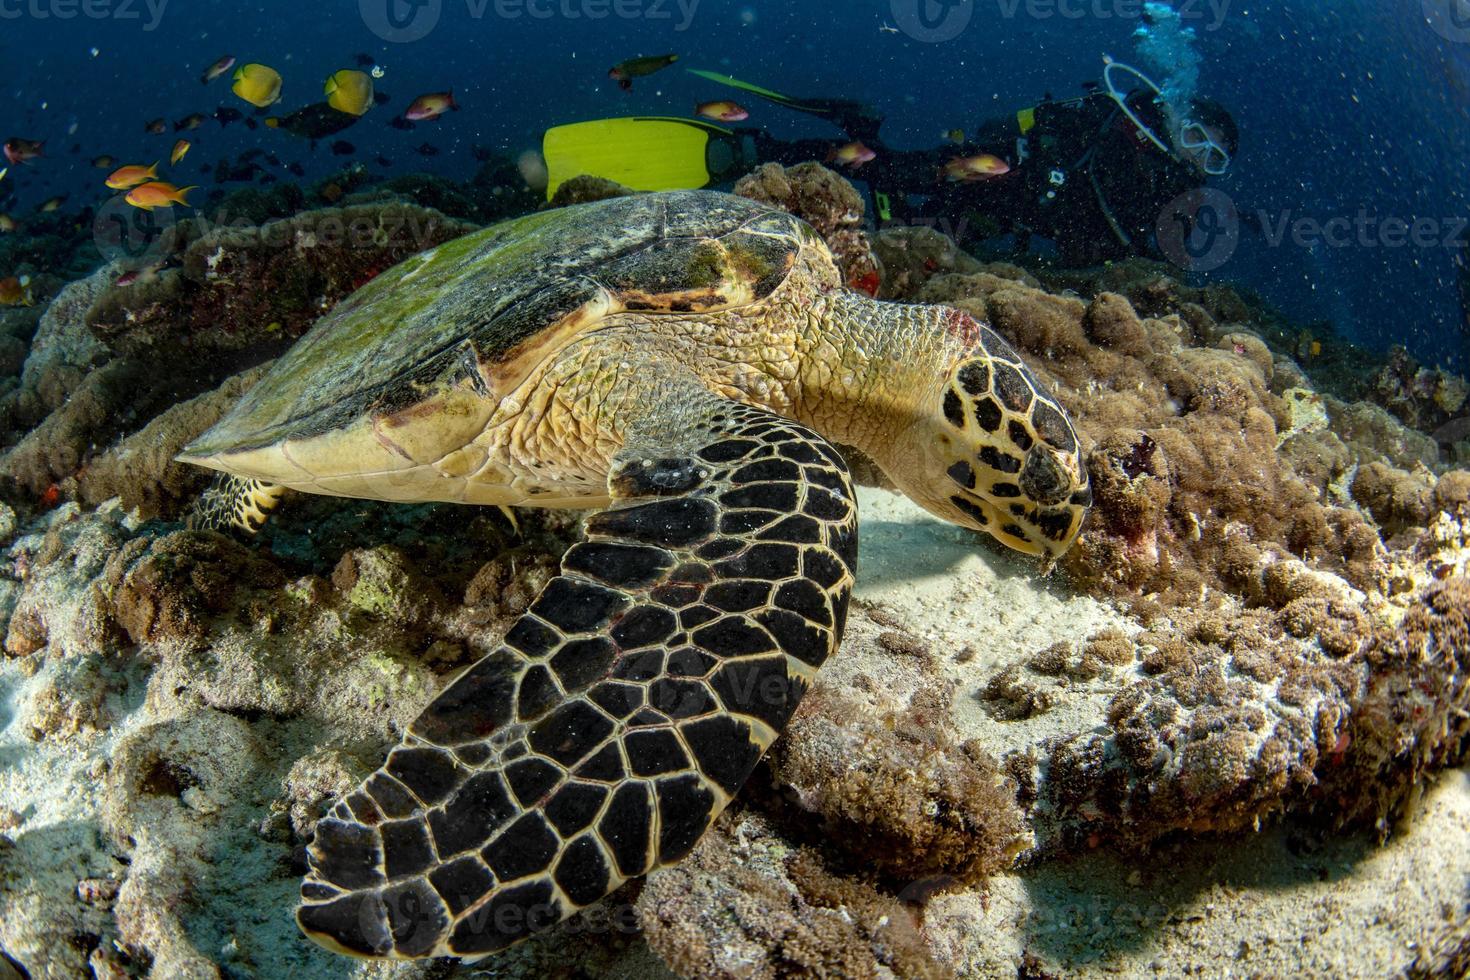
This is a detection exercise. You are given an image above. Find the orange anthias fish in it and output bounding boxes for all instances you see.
[404,91,457,121]
[3,138,44,165]
[828,140,876,169]
[941,153,1010,181]
[171,139,191,165]
[0,275,33,306]
[695,100,749,122]
[125,181,196,210]
[106,162,159,189]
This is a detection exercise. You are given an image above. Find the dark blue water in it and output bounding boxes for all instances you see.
[3,0,1468,368]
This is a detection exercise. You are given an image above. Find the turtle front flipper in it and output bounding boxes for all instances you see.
[187,474,287,533]
[296,390,858,960]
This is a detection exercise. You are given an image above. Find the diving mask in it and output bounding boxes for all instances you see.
[1178,120,1231,175]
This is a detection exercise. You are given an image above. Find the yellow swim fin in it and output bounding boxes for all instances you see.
[542,116,738,200]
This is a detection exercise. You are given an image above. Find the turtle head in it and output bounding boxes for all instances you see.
[894,341,1091,563]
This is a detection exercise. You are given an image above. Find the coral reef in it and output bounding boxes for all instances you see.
[0,203,474,512]
[869,224,984,300]
[548,175,635,208]
[88,203,476,360]
[733,162,881,295]
[637,811,946,980]
[1369,344,1468,432]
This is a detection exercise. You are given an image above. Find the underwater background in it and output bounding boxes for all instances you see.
[3,2,1470,978]
[1,0,1468,367]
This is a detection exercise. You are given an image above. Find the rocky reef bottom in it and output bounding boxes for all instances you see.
[0,491,1465,978]
[0,164,1467,978]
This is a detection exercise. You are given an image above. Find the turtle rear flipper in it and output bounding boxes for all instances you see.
[296,383,858,959]
[188,474,287,533]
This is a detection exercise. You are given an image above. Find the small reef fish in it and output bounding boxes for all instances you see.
[174,113,206,132]
[3,138,44,165]
[696,100,749,122]
[941,128,965,144]
[125,181,195,210]
[171,139,191,165]
[608,53,677,91]
[941,153,1010,181]
[39,195,65,213]
[106,162,159,189]
[828,140,876,169]
[1293,330,1323,363]
[201,55,236,85]
[91,155,116,168]
[404,91,457,121]
[325,69,374,116]
[0,275,33,306]
[144,118,167,135]
[213,106,245,127]
[0,214,15,233]
[232,63,283,108]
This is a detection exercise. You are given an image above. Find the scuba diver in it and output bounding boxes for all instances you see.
[541,61,1237,268]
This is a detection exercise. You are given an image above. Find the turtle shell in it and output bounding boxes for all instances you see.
[182,191,814,460]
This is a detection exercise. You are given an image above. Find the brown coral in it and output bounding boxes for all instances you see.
[772,668,1027,884]
[1323,579,1470,831]
[733,162,880,295]
[637,811,948,980]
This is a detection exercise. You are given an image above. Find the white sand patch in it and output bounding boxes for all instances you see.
[850,487,1136,756]
[929,767,1470,977]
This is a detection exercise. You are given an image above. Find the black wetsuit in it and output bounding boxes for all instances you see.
[740,89,1207,266]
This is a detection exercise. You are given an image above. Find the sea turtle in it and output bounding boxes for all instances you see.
[177,189,1091,960]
